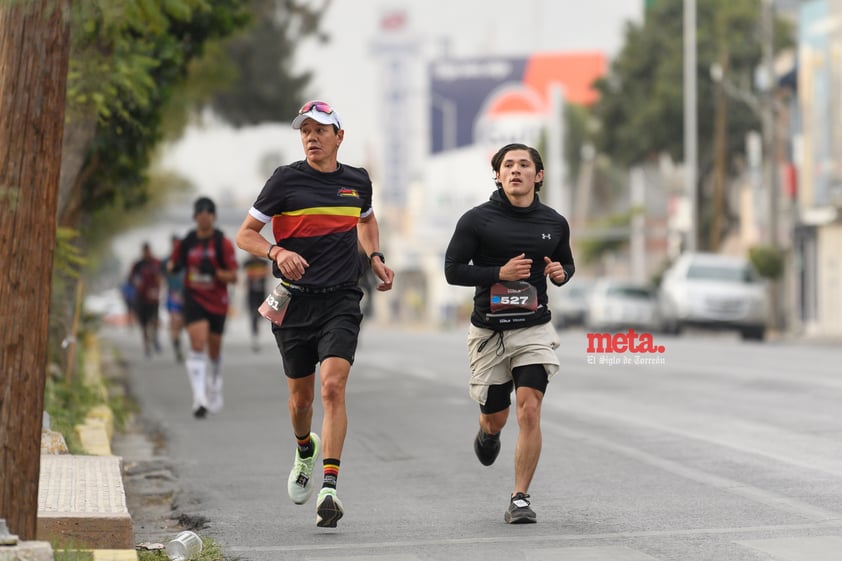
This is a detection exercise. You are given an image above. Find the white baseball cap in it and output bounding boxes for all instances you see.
[291,100,343,130]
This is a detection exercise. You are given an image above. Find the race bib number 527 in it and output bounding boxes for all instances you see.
[490,281,538,313]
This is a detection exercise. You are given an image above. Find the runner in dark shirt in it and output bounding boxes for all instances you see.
[236,100,394,528]
[169,197,238,418]
[445,143,574,525]
[128,242,162,358]
[242,255,270,352]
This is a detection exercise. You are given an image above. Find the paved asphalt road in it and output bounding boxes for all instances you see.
[106,316,842,561]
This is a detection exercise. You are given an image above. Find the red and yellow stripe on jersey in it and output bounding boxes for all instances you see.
[249,160,374,289]
[272,205,361,241]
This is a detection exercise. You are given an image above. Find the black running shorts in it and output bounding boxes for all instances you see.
[272,287,363,378]
[135,300,159,326]
[183,292,227,334]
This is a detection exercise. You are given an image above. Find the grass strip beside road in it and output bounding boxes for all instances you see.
[137,536,227,561]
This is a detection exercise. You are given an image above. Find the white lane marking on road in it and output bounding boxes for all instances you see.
[307,555,423,561]
[542,420,842,522]
[307,553,666,561]
[527,545,661,560]
[736,535,842,561]
[226,520,842,553]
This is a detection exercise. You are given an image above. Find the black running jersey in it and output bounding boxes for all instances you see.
[444,189,576,330]
[249,160,373,289]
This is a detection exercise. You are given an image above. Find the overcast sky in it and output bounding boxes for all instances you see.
[292,0,644,164]
[160,1,643,207]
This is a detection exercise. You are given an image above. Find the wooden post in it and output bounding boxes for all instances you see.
[0,0,72,539]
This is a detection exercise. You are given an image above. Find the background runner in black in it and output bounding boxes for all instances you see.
[128,241,163,358]
[242,255,270,352]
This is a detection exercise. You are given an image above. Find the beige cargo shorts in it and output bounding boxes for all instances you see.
[466,321,560,406]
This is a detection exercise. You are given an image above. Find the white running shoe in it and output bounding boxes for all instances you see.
[207,376,223,414]
[316,487,344,528]
[287,433,321,504]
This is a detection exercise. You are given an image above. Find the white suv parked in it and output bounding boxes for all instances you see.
[658,252,770,341]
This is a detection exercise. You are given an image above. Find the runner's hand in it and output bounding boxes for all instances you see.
[499,253,532,281]
[371,260,394,292]
[544,256,566,283]
[274,249,309,281]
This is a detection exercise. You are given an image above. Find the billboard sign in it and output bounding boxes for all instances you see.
[429,52,606,155]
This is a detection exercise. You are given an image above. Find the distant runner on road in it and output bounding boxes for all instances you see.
[128,241,163,358]
[168,197,238,418]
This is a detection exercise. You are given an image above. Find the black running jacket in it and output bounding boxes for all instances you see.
[444,189,575,330]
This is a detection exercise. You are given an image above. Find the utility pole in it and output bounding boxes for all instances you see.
[762,0,778,248]
[545,84,567,214]
[684,0,698,252]
[761,0,783,332]
[710,49,730,252]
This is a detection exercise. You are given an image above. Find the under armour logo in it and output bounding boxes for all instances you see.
[542,233,552,240]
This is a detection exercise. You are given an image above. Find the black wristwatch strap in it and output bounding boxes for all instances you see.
[267,244,278,260]
[369,251,385,264]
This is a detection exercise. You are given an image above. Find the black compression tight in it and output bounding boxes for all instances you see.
[480,364,548,414]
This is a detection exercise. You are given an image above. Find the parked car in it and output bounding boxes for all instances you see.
[658,252,769,341]
[551,281,593,328]
[584,279,662,332]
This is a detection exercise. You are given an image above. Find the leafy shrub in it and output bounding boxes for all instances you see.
[748,245,784,280]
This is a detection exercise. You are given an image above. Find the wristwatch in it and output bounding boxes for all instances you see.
[369,251,385,264]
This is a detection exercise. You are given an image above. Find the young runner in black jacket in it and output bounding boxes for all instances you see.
[444,143,575,524]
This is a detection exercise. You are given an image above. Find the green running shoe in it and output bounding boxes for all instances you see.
[287,433,320,504]
[316,488,344,528]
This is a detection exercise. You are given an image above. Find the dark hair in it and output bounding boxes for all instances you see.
[193,196,216,217]
[490,143,545,192]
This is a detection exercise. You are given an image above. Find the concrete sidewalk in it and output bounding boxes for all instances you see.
[37,455,133,551]
[24,334,139,561]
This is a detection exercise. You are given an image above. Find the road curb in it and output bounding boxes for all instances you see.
[36,333,138,560]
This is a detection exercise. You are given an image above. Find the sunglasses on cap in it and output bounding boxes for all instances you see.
[298,100,334,116]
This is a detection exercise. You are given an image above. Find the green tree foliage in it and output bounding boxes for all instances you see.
[60,0,329,236]
[591,0,792,170]
[60,0,252,229]
[208,0,333,126]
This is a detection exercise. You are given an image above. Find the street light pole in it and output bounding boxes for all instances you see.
[684,0,698,252]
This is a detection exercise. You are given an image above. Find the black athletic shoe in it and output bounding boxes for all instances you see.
[193,405,207,419]
[505,492,537,524]
[473,429,501,466]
